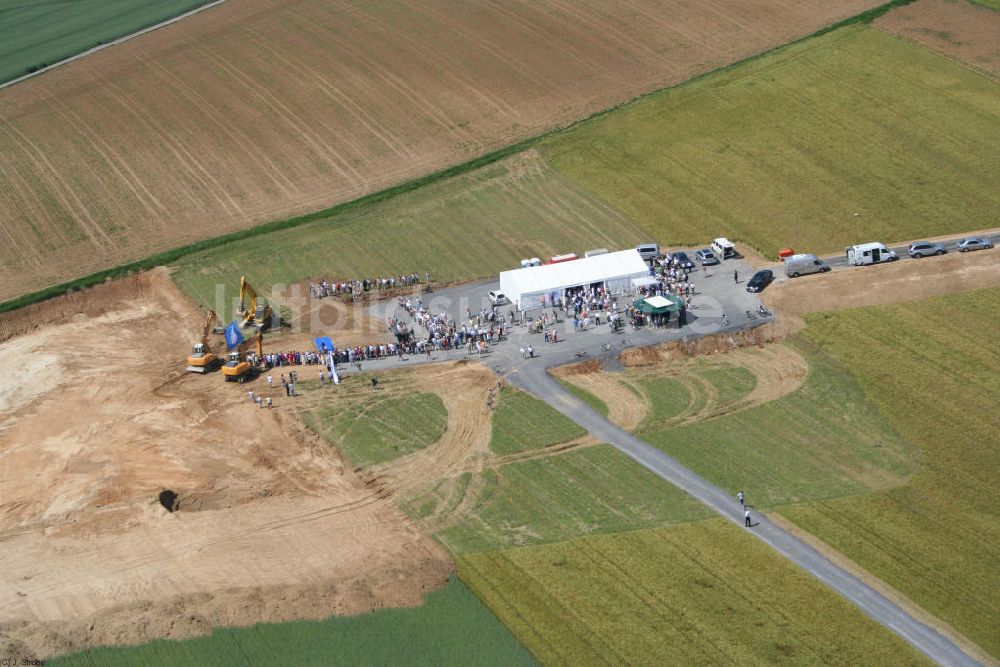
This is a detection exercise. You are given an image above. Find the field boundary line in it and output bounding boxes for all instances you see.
[0,0,228,91]
[0,0,915,314]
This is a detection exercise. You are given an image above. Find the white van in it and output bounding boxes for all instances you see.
[636,243,660,261]
[711,238,736,259]
[585,248,609,258]
[785,253,830,278]
[845,242,898,266]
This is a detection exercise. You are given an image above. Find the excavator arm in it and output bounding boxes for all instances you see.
[200,309,219,350]
[239,276,258,327]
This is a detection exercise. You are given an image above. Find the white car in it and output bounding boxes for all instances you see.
[488,290,508,306]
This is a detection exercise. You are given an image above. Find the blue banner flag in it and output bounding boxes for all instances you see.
[225,320,245,350]
[314,336,335,353]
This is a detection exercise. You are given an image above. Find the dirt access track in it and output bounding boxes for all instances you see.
[0,0,883,302]
[0,269,450,659]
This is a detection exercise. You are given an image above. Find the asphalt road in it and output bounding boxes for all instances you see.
[822,233,997,269]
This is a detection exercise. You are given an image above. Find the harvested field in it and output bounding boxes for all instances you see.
[875,0,1000,76]
[543,25,1000,258]
[0,0,885,302]
[0,269,450,659]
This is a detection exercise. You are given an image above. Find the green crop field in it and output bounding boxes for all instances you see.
[636,340,920,509]
[542,25,1000,258]
[489,387,585,456]
[50,577,535,667]
[423,445,712,553]
[0,0,211,84]
[170,151,645,309]
[780,287,1000,657]
[636,365,757,431]
[297,374,447,467]
[573,289,1000,656]
[556,380,609,418]
[460,520,930,665]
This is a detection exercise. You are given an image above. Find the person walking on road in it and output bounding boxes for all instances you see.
[737,490,744,507]
[733,269,739,284]
[745,509,752,527]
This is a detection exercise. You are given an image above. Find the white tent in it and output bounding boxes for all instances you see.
[631,276,659,290]
[500,249,649,311]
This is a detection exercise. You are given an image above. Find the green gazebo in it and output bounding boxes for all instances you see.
[632,294,684,314]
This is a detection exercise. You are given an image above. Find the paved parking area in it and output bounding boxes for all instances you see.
[359,255,770,375]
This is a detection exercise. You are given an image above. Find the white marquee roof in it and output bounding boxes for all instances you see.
[500,249,648,303]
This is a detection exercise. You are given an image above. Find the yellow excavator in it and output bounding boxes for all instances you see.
[222,331,263,383]
[186,309,221,373]
[238,276,273,330]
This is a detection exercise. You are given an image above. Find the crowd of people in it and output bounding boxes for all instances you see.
[308,272,425,301]
[394,296,507,354]
[246,350,328,368]
[652,253,697,299]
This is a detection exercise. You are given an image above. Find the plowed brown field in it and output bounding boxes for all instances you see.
[875,0,1000,76]
[0,0,881,302]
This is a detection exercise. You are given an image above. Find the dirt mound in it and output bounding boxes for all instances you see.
[620,324,783,367]
[0,270,450,658]
[553,359,602,377]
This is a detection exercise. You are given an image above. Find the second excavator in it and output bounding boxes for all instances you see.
[237,276,273,330]
[222,331,263,383]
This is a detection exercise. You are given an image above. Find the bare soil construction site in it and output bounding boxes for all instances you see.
[0,0,883,302]
[0,270,450,658]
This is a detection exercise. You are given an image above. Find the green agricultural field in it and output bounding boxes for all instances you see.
[489,387,585,456]
[170,151,646,309]
[297,374,447,467]
[423,445,712,553]
[637,364,757,431]
[460,520,931,665]
[636,340,920,509]
[970,0,1000,10]
[780,287,1000,657]
[556,380,608,418]
[50,577,535,667]
[0,0,211,84]
[542,25,1000,257]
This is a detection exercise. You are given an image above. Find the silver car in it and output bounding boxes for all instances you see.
[908,241,946,258]
[694,249,719,266]
[957,237,994,252]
